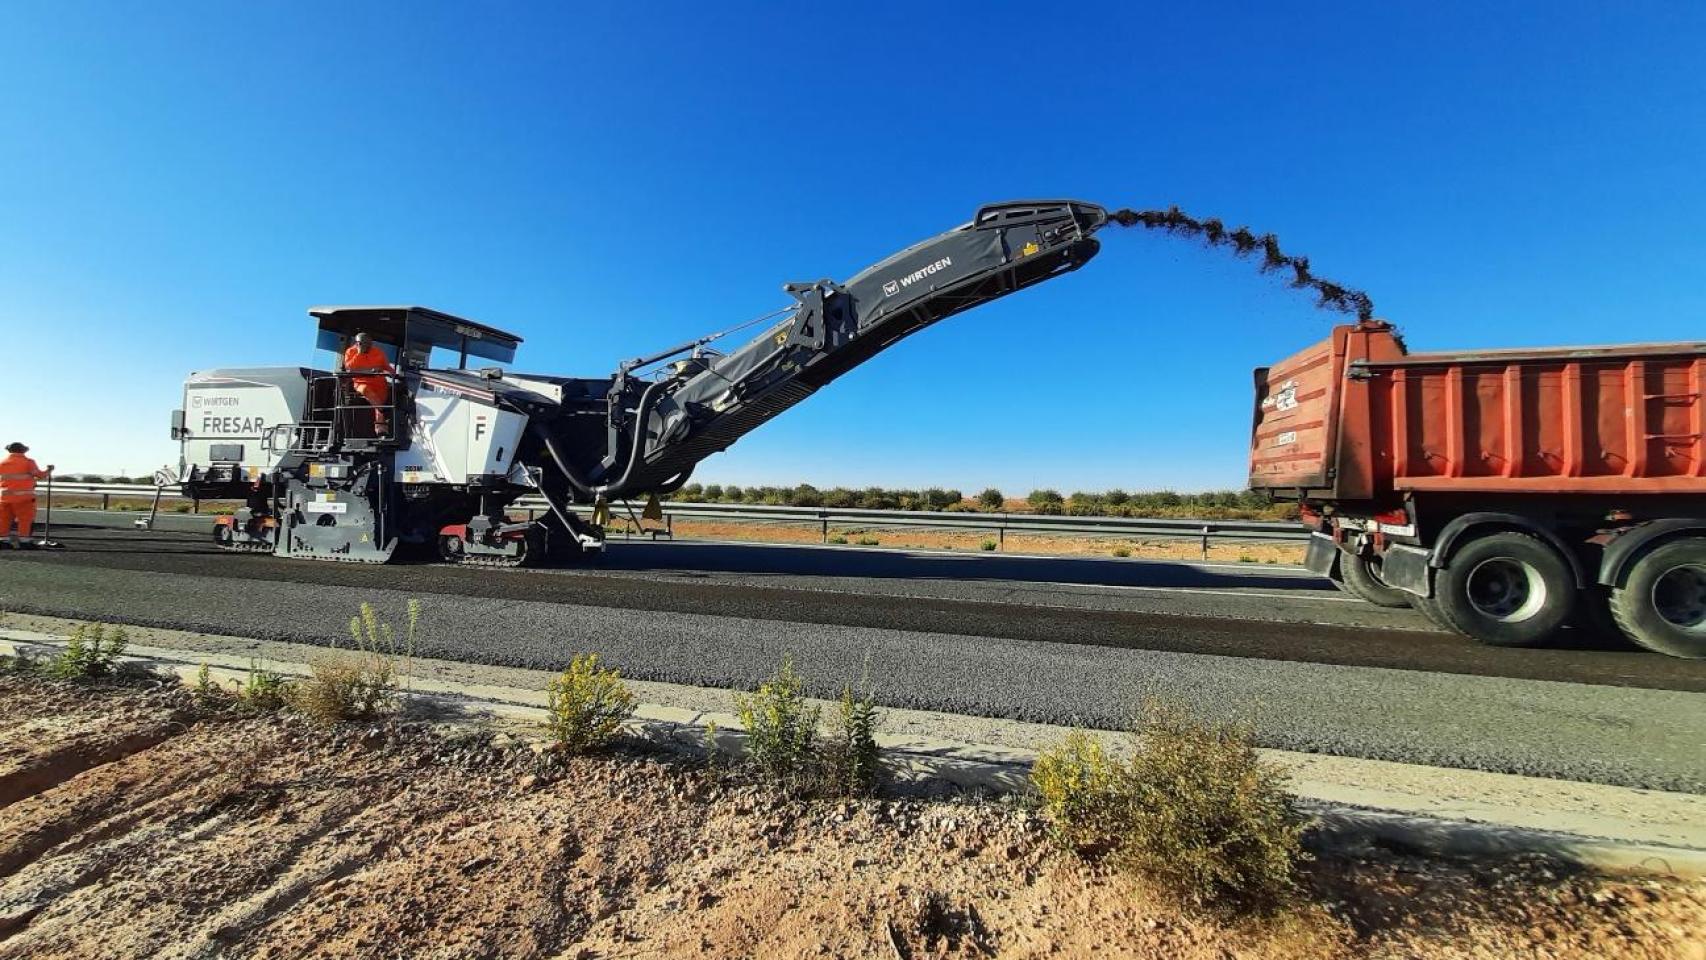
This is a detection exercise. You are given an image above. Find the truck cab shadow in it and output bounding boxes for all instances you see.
[592,541,1334,593]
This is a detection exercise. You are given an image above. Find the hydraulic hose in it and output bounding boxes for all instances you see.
[594,377,672,500]
[530,423,596,499]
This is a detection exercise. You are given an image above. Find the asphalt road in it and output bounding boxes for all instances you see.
[4,521,1704,793]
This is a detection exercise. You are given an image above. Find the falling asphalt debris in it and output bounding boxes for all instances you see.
[1108,206,1376,319]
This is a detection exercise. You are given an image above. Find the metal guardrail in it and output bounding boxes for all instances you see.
[46,481,1309,548]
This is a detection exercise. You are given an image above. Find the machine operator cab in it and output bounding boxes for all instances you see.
[307,305,524,447]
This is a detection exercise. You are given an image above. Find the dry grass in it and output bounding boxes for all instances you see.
[1033,703,1307,915]
[288,601,417,727]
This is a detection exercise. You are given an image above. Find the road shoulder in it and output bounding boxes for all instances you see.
[4,611,1702,878]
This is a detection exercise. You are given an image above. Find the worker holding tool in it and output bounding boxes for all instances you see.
[341,331,395,435]
[0,442,53,550]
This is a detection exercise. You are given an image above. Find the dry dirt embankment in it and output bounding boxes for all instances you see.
[1,676,1701,960]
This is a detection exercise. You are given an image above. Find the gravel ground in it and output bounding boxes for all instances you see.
[3,677,1703,960]
[2,541,1703,793]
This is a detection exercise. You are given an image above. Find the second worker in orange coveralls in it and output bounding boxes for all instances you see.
[0,442,53,550]
[342,331,395,435]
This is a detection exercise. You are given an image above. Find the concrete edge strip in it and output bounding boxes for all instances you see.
[4,631,1703,880]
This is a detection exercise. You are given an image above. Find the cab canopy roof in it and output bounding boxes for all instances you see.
[309,305,521,366]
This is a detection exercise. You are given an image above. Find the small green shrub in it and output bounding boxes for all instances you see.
[240,661,293,711]
[827,535,849,545]
[49,624,129,680]
[702,718,724,766]
[979,539,998,551]
[922,488,961,510]
[822,487,857,509]
[544,653,638,753]
[1027,489,1064,508]
[821,684,882,796]
[193,663,224,707]
[1032,730,1125,854]
[977,488,1004,510]
[733,657,820,792]
[1112,547,1132,558]
[856,536,880,546]
[1031,704,1306,914]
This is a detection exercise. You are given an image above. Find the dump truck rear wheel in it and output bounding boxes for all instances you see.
[1609,538,1706,659]
[1339,553,1412,608]
[1409,591,1461,634]
[1434,531,1575,647]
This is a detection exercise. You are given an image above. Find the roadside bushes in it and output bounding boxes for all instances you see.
[665,481,1290,519]
[545,653,638,753]
[733,657,883,797]
[1027,489,1065,509]
[733,657,820,792]
[290,600,417,726]
[1032,703,1306,913]
[48,624,129,680]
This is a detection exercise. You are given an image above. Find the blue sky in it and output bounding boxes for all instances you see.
[2,3,1702,490]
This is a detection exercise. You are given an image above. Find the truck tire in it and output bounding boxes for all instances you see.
[1409,591,1462,634]
[1608,538,1706,659]
[1433,531,1575,648]
[1338,553,1412,608]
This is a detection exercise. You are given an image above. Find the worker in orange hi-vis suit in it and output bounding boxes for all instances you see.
[0,442,53,550]
[341,331,396,435]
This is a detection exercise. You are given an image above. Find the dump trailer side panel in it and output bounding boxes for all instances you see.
[1370,345,1706,493]
[1250,324,1706,499]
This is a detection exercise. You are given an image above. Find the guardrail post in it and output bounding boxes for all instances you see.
[998,514,1006,550]
[102,493,110,511]
[1200,525,1211,560]
[821,513,829,543]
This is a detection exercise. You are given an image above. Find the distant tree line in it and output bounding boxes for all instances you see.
[669,483,1291,520]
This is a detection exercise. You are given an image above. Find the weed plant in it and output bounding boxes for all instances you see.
[733,656,820,793]
[1032,703,1306,914]
[289,600,417,726]
[544,653,637,753]
[48,624,128,680]
[821,683,882,796]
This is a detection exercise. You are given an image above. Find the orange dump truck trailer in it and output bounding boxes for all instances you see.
[1250,319,1706,658]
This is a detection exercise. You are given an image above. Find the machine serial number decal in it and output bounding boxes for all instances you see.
[303,502,348,514]
[1274,431,1298,446]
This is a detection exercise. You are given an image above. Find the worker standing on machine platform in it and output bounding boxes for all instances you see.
[0,442,52,550]
[341,331,395,436]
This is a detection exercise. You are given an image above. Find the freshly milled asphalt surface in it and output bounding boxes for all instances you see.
[4,520,1704,793]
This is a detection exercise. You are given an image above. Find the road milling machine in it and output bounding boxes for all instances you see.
[174,201,1116,565]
